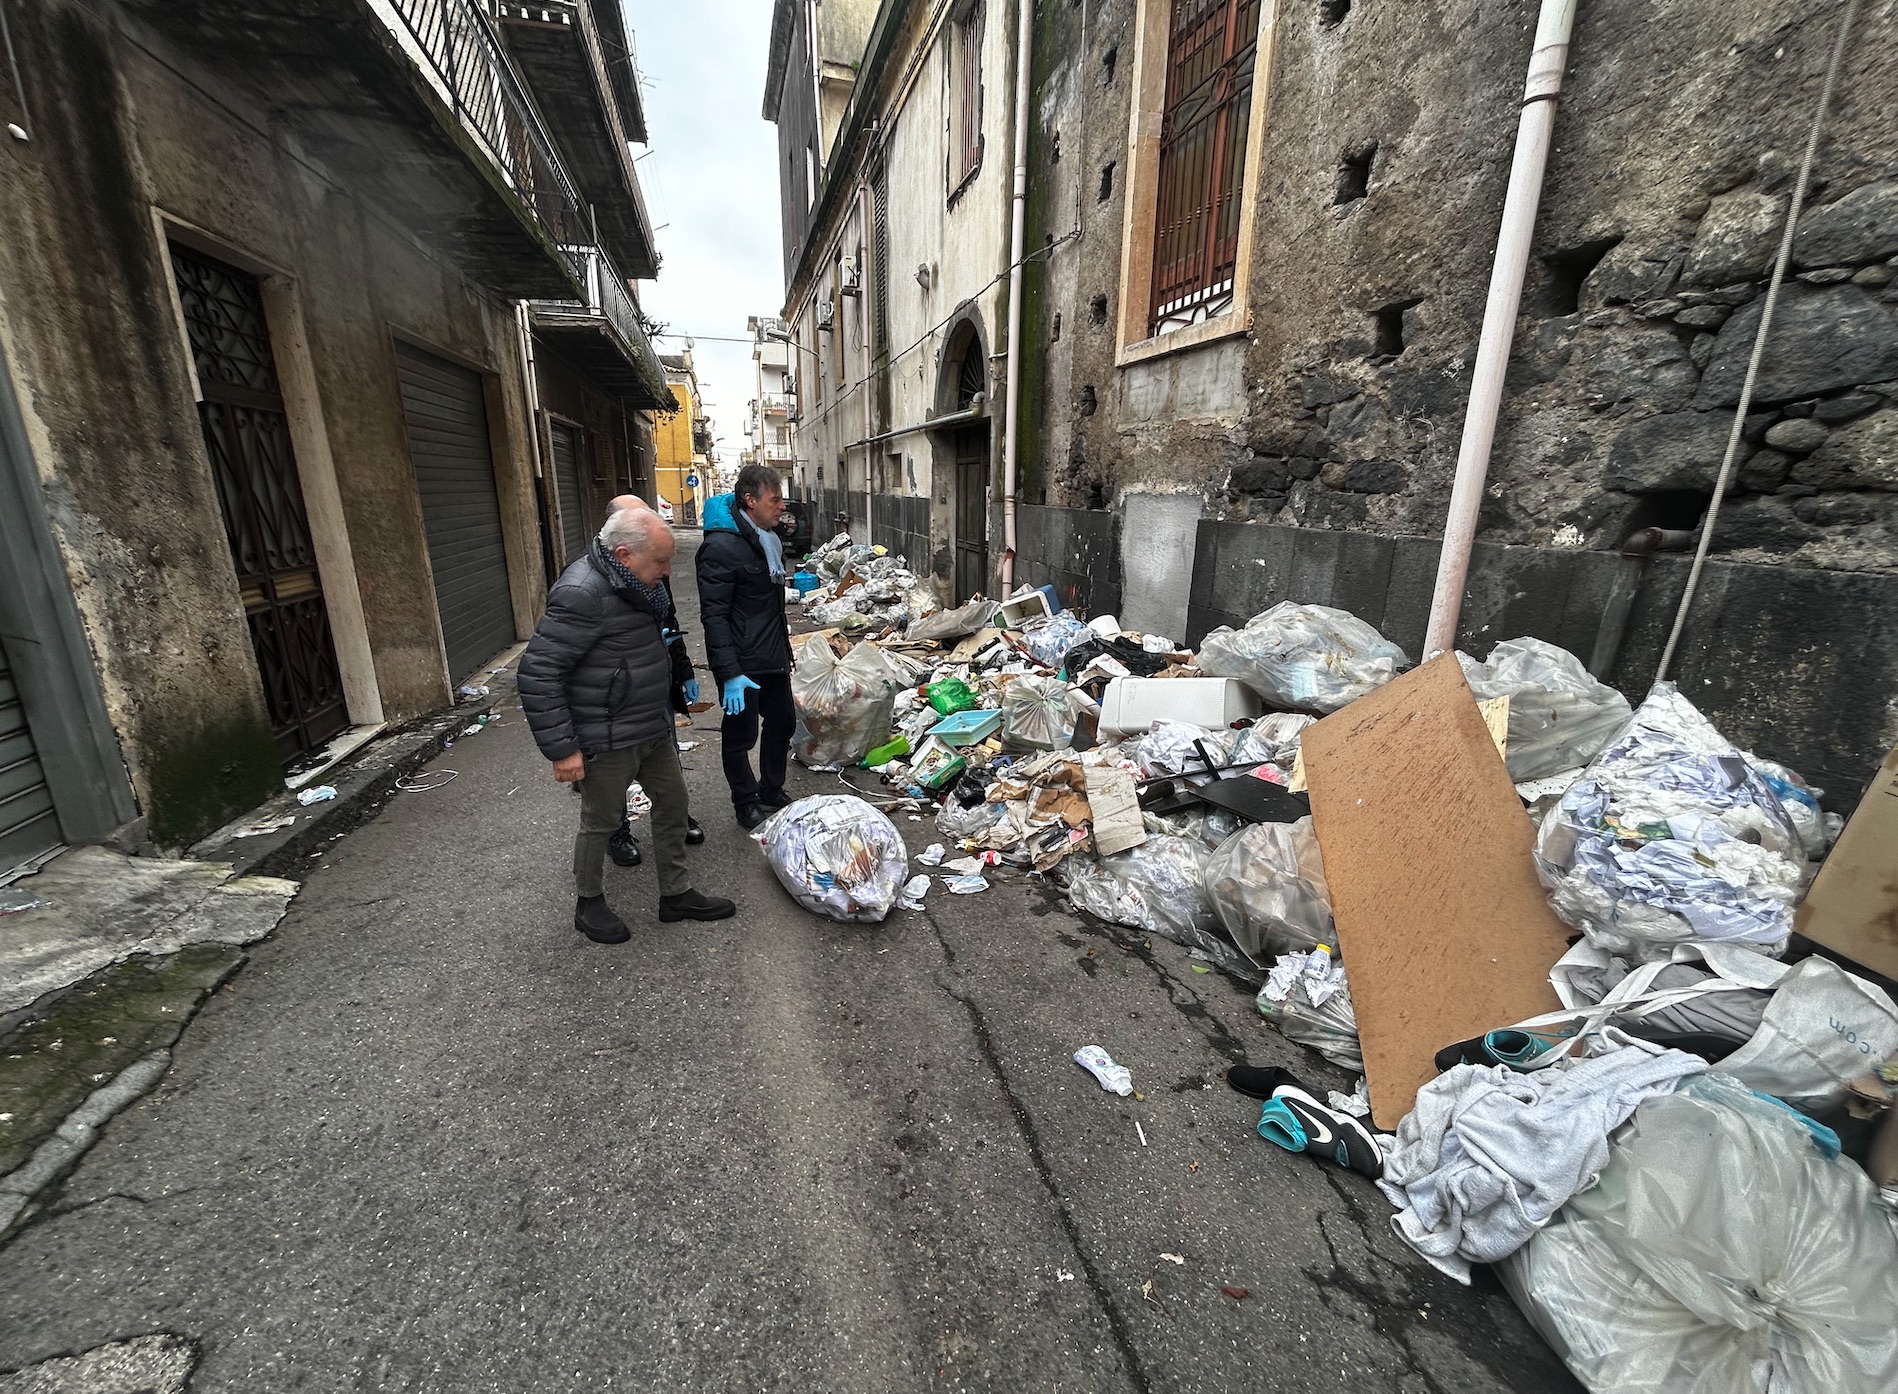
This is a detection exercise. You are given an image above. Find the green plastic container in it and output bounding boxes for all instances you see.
[926,678,980,716]
[864,734,911,767]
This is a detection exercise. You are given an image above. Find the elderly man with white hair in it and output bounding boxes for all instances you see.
[518,506,734,943]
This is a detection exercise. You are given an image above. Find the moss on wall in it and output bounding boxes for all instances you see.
[142,714,282,849]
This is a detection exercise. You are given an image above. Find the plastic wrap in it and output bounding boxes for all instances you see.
[757,794,910,923]
[790,636,905,769]
[1064,837,1257,980]
[1744,753,1830,859]
[1456,637,1633,782]
[1203,818,1334,964]
[1017,611,1094,669]
[1196,602,1407,714]
[1131,722,1235,778]
[906,599,1000,643]
[1257,947,1361,1072]
[1498,1072,1898,1394]
[1534,684,1808,960]
[1002,677,1076,751]
[1142,805,1241,850]
[1227,712,1314,772]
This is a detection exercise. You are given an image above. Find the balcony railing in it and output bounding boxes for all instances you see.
[758,393,794,415]
[376,0,589,270]
[532,242,646,348]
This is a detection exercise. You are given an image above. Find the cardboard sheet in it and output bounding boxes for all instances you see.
[1795,744,1898,981]
[1302,657,1569,1129]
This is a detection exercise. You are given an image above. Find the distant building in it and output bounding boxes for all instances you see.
[656,351,713,526]
[746,316,797,485]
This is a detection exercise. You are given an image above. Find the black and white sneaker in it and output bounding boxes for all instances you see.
[1232,1065,1384,1179]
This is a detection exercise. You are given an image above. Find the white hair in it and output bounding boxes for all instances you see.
[599,507,669,558]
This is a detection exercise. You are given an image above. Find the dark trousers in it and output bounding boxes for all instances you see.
[574,739,690,899]
[720,671,794,807]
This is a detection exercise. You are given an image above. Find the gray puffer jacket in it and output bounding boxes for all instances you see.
[519,550,674,760]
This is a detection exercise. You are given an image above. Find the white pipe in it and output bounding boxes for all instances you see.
[857,181,877,546]
[1422,0,1577,658]
[999,0,1033,593]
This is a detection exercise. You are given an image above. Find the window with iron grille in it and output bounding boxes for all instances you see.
[1148,0,1262,338]
[948,2,985,197]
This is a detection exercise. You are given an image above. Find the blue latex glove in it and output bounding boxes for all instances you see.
[683,678,700,705]
[722,675,760,715]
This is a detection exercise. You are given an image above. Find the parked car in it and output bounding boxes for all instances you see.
[657,496,675,523]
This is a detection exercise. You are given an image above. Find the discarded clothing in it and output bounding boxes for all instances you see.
[1378,1042,1708,1282]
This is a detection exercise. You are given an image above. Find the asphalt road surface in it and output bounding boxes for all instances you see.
[0,532,1578,1394]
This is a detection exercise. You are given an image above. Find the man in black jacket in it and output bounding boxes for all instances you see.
[696,465,795,829]
[518,507,734,944]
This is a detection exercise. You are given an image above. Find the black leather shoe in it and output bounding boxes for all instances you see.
[735,802,770,830]
[574,896,631,944]
[685,816,705,846]
[659,888,737,922]
[757,787,792,812]
[608,825,642,867]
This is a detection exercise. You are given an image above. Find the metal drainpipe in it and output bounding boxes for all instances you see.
[1422,0,1578,657]
[998,0,1033,594]
[1586,527,1695,679]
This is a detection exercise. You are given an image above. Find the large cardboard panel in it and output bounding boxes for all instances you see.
[1796,745,1898,981]
[1302,655,1571,1129]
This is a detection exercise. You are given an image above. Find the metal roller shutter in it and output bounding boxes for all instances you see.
[549,420,588,566]
[0,636,61,874]
[394,343,518,684]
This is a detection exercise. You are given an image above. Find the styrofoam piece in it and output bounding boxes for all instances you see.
[1097,677,1262,739]
[997,591,1055,628]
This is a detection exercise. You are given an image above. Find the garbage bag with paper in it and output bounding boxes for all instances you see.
[1064,836,1257,980]
[1228,712,1314,772]
[1257,946,1361,1072]
[1456,637,1632,782]
[1533,684,1809,960]
[1203,818,1334,963]
[1131,722,1235,778]
[1001,676,1075,751]
[1017,611,1093,670]
[790,635,906,768]
[756,794,910,923]
[1196,602,1407,714]
[1497,1072,1898,1394]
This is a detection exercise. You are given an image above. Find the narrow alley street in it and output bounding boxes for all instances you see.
[0,532,1574,1394]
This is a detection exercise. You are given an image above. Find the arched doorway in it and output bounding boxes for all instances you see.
[941,322,990,603]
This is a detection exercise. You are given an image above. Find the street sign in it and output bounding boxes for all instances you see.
[686,473,700,489]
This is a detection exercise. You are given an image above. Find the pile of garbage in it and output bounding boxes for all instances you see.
[741,540,1898,1392]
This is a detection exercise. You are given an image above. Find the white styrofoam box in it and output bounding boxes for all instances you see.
[1097,677,1262,739]
[997,591,1054,628]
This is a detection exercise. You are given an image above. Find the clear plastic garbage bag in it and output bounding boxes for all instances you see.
[936,797,1009,844]
[1196,602,1407,714]
[1001,676,1076,751]
[1228,712,1314,772]
[1018,611,1094,670]
[1457,637,1633,782]
[756,794,910,923]
[1204,818,1334,964]
[906,598,1000,643]
[1498,1072,1898,1394]
[1257,947,1361,1072]
[790,635,905,769]
[1065,836,1258,981]
[1534,684,1808,961]
[1142,805,1241,850]
[1131,722,1235,778]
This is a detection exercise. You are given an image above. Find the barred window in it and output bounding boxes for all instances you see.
[1148,0,1262,338]
[948,2,985,196]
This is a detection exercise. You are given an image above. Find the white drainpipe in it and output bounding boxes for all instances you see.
[998,0,1033,594]
[858,181,877,546]
[1422,0,1578,657]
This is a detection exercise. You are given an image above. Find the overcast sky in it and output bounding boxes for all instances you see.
[624,0,783,466]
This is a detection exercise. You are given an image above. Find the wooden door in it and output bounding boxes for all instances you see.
[953,427,989,603]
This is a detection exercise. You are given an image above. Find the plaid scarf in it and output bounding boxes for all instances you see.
[594,538,673,621]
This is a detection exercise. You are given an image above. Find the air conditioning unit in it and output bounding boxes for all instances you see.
[783,375,797,397]
[816,297,835,331]
[839,256,861,296]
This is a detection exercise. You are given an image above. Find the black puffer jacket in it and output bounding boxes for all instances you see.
[519,549,689,759]
[695,492,793,688]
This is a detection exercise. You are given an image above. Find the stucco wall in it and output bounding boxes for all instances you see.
[0,1,542,845]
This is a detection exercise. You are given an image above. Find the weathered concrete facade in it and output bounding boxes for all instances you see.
[0,0,663,853]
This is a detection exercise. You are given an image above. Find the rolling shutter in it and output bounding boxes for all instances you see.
[548,420,588,565]
[0,635,61,874]
[394,342,518,684]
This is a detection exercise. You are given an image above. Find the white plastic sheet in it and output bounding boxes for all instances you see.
[1533,684,1808,960]
[1196,602,1407,713]
[756,794,909,923]
[1202,818,1333,963]
[790,635,906,769]
[1457,637,1632,782]
[1498,1072,1898,1394]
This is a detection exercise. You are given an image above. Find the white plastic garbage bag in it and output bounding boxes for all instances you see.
[1257,946,1361,1072]
[1227,712,1314,771]
[1001,676,1075,751]
[1534,684,1808,961]
[1064,836,1256,980]
[1203,818,1334,963]
[790,635,906,769]
[756,794,909,923]
[1457,637,1633,782]
[1498,1072,1898,1394]
[1196,602,1407,713]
